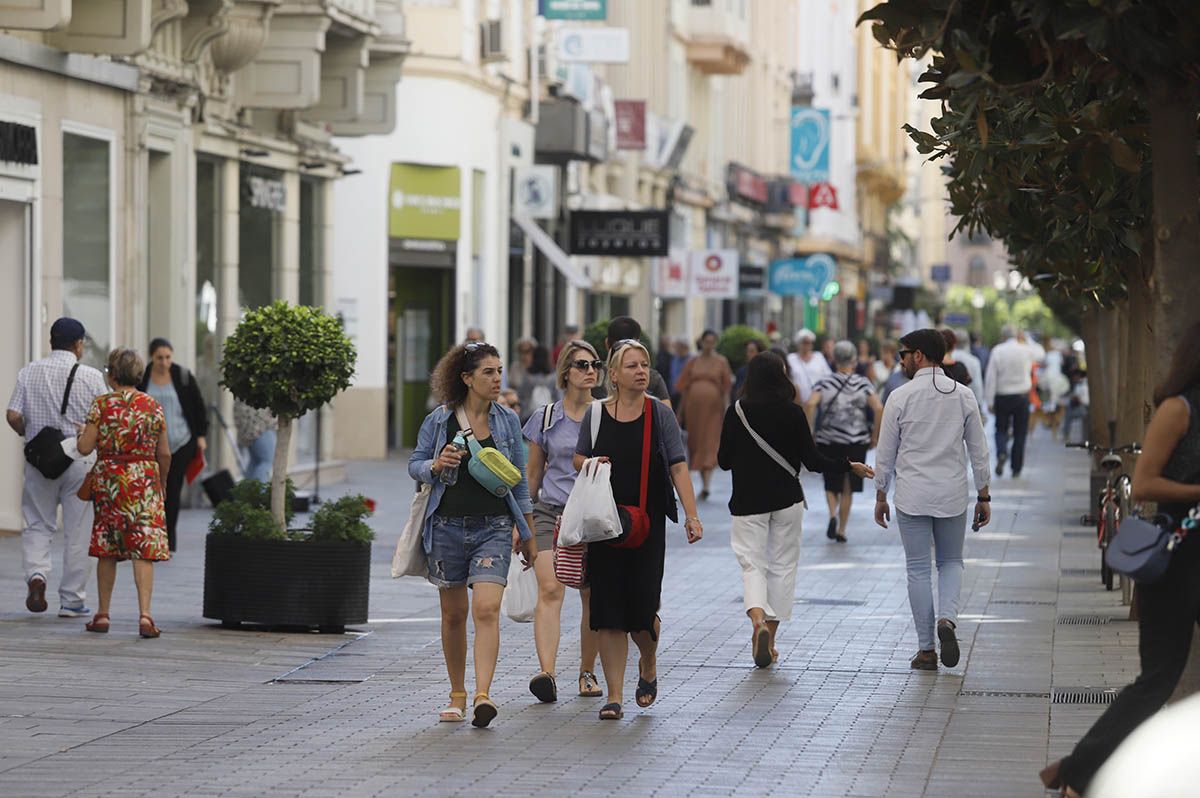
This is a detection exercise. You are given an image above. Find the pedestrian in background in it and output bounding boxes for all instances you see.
[667,336,691,406]
[551,323,579,365]
[969,330,990,376]
[819,336,837,371]
[6,318,107,617]
[720,351,871,667]
[951,328,986,417]
[591,317,673,408]
[409,341,537,728]
[464,327,486,344]
[985,325,1036,478]
[855,339,876,378]
[75,348,171,638]
[522,339,603,704]
[732,338,766,399]
[674,329,733,501]
[233,399,275,483]
[507,337,537,398]
[1062,369,1089,444]
[138,338,207,552]
[575,339,700,720]
[516,345,559,423]
[787,328,832,404]
[940,329,973,387]
[805,341,883,543]
[1041,321,1200,798]
[873,329,991,671]
[873,341,898,392]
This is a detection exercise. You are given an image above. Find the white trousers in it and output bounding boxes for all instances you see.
[730,501,805,622]
[22,460,93,607]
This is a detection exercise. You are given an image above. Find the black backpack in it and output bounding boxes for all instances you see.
[23,363,80,479]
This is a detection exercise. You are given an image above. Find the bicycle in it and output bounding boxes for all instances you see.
[1066,439,1141,591]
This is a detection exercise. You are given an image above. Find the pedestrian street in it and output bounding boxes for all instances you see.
[0,431,1137,797]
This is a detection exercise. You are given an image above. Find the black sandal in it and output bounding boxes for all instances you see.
[635,676,658,707]
[599,702,623,720]
[529,672,557,703]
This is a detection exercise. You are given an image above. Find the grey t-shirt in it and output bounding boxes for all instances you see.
[591,368,672,403]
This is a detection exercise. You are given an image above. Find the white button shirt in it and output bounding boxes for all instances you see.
[873,367,991,518]
[7,350,107,442]
[984,338,1036,406]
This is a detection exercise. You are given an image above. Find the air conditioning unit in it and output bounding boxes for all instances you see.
[480,19,506,63]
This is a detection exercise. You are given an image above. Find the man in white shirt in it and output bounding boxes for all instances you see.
[984,325,1037,477]
[873,329,991,671]
[786,328,831,404]
[953,328,987,418]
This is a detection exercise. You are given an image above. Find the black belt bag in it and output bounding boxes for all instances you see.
[23,363,80,480]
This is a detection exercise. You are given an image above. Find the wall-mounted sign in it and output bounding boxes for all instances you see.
[931,263,952,283]
[689,249,739,299]
[513,165,557,220]
[569,209,669,256]
[245,174,286,212]
[808,182,839,210]
[556,27,630,63]
[653,248,689,298]
[615,100,646,150]
[540,0,606,20]
[728,163,767,205]
[388,163,461,241]
[790,106,830,183]
[0,121,37,165]
[768,253,837,297]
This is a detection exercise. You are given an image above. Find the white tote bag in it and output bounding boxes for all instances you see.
[391,481,431,578]
[558,457,621,546]
[501,558,538,622]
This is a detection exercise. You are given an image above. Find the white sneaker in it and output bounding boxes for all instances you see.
[58,605,92,618]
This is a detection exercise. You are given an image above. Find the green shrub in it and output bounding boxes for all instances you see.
[584,318,653,360]
[209,478,296,539]
[718,326,770,369]
[310,494,375,544]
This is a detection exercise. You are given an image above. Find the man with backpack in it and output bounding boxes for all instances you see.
[6,318,107,616]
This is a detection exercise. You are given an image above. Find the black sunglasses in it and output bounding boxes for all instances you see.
[570,359,604,372]
[898,349,915,358]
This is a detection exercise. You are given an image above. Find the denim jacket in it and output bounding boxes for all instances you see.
[408,402,534,553]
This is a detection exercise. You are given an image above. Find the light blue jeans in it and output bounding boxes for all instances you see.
[897,510,967,651]
[244,429,276,483]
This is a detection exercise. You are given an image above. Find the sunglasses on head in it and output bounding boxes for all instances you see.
[570,359,605,372]
[464,341,488,352]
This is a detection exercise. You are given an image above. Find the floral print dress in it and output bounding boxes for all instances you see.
[87,391,170,561]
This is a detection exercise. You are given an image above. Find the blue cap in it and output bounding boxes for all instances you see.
[50,317,86,346]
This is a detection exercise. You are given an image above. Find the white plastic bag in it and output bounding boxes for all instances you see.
[502,557,537,623]
[558,457,621,546]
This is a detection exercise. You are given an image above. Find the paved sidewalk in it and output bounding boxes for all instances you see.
[0,430,1138,797]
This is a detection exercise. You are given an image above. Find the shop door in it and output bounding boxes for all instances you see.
[390,267,453,449]
[0,199,30,532]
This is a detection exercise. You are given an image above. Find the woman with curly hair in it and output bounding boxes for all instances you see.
[409,341,537,728]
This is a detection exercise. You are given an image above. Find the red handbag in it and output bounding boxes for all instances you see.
[609,397,652,549]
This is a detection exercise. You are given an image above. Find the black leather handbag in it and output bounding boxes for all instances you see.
[1107,504,1198,585]
[23,364,79,480]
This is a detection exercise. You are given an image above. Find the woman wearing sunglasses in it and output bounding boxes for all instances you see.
[521,340,604,703]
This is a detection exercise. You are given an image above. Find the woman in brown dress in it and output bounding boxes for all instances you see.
[675,329,733,500]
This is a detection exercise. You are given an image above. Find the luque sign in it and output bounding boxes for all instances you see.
[569,210,669,256]
[768,253,836,297]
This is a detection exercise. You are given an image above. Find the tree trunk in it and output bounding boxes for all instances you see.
[1147,78,1200,702]
[271,416,293,533]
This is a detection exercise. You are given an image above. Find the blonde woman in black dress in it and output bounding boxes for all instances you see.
[574,339,701,720]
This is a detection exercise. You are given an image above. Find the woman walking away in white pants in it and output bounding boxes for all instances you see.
[718,352,874,667]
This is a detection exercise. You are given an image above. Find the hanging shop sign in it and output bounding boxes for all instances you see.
[540,0,606,20]
[615,100,646,150]
[556,27,630,63]
[790,106,831,183]
[727,163,767,205]
[808,182,839,210]
[768,253,836,297]
[0,121,37,165]
[242,172,286,213]
[569,209,669,256]
[653,248,689,299]
[689,249,739,299]
[388,163,461,241]
[513,165,557,220]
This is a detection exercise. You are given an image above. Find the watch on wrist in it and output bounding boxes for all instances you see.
[977,494,991,502]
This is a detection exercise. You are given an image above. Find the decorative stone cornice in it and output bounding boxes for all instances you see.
[47,0,154,56]
[208,0,279,72]
[234,6,329,109]
[152,0,189,33]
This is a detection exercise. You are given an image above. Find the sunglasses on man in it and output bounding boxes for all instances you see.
[897,349,915,358]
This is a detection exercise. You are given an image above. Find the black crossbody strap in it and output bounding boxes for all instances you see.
[60,364,80,416]
[814,374,851,432]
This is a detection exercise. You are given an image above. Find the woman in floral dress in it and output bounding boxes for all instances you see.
[76,348,172,638]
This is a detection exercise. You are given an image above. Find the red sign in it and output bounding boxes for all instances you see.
[788,181,807,206]
[729,163,768,204]
[614,100,646,150]
[808,182,839,210]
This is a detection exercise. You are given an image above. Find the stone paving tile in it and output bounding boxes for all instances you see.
[0,435,1147,796]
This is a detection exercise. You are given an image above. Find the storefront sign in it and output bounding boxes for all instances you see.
[689,249,739,299]
[388,163,461,241]
[246,175,286,212]
[768,253,836,297]
[931,263,952,283]
[540,0,606,20]
[808,182,839,210]
[790,106,830,183]
[615,100,646,150]
[653,248,689,298]
[569,209,669,256]
[556,27,630,63]
[0,121,37,165]
[513,165,557,220]
[739,265,766,295]
[728,163,767,205]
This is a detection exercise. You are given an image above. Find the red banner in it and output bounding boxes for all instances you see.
[614,100,646,150]
[808,182,839,210]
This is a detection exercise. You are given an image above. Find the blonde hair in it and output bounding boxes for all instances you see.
[106,347,144,387]
[555,339,600,390]
[605,339,651,398]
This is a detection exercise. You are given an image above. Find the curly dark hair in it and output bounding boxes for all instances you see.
[431,342,502,407]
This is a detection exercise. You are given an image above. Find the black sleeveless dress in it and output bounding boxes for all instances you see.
[1160,385,1200,524]
[587,408,667,634]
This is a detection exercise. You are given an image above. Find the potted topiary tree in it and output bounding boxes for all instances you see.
[202,301,368,632]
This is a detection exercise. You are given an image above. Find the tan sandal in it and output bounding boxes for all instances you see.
[439,691,468,723]
[578,671,602,697]
[471,692,498,728]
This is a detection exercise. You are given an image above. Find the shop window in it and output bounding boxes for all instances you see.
[239,164,282,310]
[299,178,321,307]
[195,158,223,465]
[62,132,111,368]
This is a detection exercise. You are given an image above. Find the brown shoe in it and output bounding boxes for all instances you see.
[910,649,938,670]
[25,576,47,613]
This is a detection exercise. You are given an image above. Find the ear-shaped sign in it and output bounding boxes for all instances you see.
[791,108,830,174]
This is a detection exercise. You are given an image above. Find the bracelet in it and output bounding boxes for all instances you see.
[685,516,701,525]
[977,496,991,502]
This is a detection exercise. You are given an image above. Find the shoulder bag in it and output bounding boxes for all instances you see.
[24,363,80,480]
[454,406,521,497]
[1106,503,1199,585]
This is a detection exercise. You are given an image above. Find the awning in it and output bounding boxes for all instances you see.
[511,214,592,289]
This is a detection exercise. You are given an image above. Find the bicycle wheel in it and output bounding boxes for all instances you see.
[1102,503,1117,591]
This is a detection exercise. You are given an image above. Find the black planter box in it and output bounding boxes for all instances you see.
[203,534,370,632]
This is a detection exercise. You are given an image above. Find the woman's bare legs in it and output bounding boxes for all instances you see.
[532,550,565,674]
[95,559,116,616]
[470,583,504,696]
[131,560,153,617]
[439,586,469,712]
[579,587,598,674]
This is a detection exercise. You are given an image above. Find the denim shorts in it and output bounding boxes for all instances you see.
[427,514,514,589]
